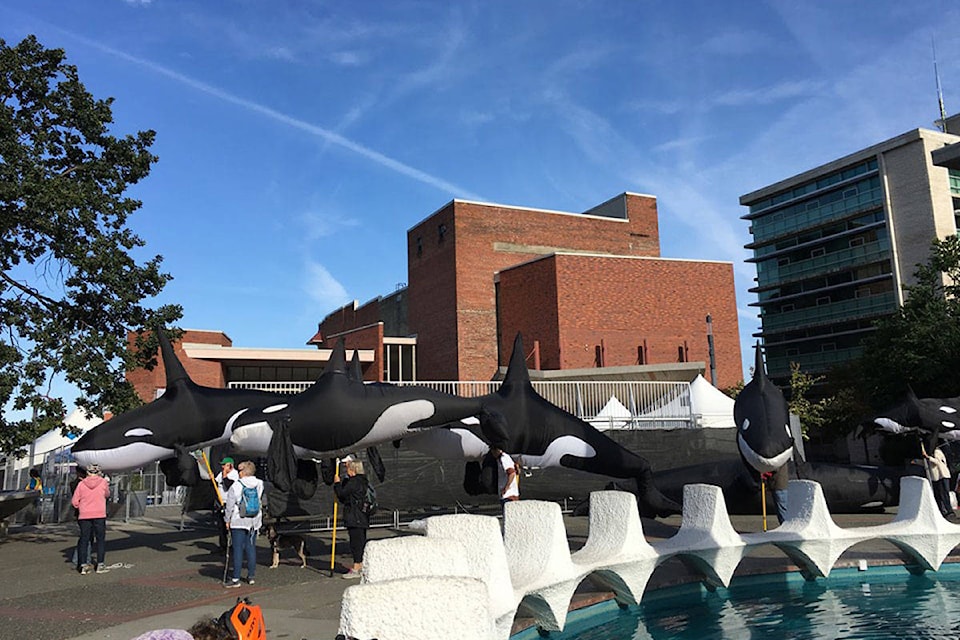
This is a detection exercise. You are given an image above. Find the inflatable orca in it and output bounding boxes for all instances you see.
[405,334,681,517]
[872,387,960,439]
[71,330,283,475]
[229,340,487,463]
[733,344,794,474]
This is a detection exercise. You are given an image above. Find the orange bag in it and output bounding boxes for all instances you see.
[218,597,266,640]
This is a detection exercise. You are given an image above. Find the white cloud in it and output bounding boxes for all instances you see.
[54,29,484,200]
[299,211,359,241]
[712,79,824,107]
[304,261,350,308]
[700,28,776,57]
[328,50,365,66]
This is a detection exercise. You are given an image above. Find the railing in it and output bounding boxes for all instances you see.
[751,184,883,245]
[757,238,891,288]
[760,293,896,332]
[229,379,696,429]
[766,346,864,378]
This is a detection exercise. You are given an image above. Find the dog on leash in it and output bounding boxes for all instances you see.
[266,523,309,569]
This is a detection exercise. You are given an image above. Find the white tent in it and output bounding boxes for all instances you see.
[4,408,103,488]
[633,374,735,429]
[589,375,735,430]
[688,374,736,429]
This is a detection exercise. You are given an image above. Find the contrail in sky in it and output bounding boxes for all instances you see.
[44,25,485,201]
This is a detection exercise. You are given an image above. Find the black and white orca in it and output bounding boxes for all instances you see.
[872,386,960,439]
[733,344,794,474]
[405,334,681,517]
[71,330,282,475]
[228,340,486,460]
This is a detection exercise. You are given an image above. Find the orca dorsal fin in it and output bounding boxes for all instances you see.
[502,332,531,386]
[157,328,190,386]
[753,342,767,384]
[324,339,348,375]
[349,349,363,382]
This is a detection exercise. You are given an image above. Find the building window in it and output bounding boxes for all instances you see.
[781,303,794,312]
[817,296,831,305]
[821,343,837,351]
[849,237,865,248]
[777,257,790,267]
[416,236,422,257]
[810,247,826,258]
[785,348,799,357]
[677,346,685,362]
[637,344,646,365]
[438,223,447,242]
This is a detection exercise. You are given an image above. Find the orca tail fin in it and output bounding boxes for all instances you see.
[636,471,682,518]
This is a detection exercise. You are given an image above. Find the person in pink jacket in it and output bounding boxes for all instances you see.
[71,464,111,574]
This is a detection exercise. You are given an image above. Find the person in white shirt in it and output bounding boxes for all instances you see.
[214,456,239,551]
[925,444,953,518]
[490,445,519,506]
[223,460,264,587]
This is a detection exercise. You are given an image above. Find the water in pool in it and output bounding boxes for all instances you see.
[527,564,960,639]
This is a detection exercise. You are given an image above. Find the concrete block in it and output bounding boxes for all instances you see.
[339,576,494,640]
[747,480,866,579]
[572,491,658,604]
[503,500,581,631]
[653,484,746,588]
[863,476,960,572]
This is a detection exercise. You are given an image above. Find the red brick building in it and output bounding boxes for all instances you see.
[316,193,742,388]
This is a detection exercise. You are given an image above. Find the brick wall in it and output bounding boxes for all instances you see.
[409,194,661,380]
[496,258,561,369]
[127,330,231,402]
[320,322,384,382]
[497,254,743,388]
[407,205,460,379]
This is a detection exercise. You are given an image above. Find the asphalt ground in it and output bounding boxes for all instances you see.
[1,505,958,640]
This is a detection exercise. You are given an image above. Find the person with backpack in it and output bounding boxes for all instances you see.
[334,458,372,579]
[223,460,265,588]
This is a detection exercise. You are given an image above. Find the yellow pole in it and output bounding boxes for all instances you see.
[761,476,768,532]
[330,458,341,577]
[200,451,223,506]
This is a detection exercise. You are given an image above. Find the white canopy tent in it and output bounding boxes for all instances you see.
[2,408,103,490]
[590,375,735,430]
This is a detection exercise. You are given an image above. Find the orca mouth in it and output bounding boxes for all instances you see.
[72,442,175,472]
[737,433,793,473]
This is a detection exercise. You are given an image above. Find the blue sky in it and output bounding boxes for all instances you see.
[4,0,960,390]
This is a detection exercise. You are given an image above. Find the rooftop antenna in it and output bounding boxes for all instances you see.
[934,36,948,133]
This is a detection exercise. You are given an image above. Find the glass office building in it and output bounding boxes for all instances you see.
[741,124,960,384]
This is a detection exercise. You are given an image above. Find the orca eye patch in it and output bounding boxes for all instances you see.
[262,404,289,414]
[741,418,750,432]
[124,428,154,437]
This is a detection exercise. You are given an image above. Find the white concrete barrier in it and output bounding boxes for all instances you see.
[338,477,960,640]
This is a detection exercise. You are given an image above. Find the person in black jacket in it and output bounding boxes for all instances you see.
[334,458,370,579]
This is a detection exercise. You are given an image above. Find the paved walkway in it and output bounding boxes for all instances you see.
[0,506,957,640]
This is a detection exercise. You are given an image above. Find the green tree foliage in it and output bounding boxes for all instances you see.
[857,235,960,406]
[786,362,829,440]
[1,36,181,455]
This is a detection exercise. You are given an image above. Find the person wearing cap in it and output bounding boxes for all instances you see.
[214,457,239,551]
[71,463,111,574]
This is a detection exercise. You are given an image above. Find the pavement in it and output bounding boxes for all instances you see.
[0,505,957,640]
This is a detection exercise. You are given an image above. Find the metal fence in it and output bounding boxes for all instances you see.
[229,379,696,429]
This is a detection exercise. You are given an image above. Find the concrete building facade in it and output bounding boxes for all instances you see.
[740,124,960,383]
